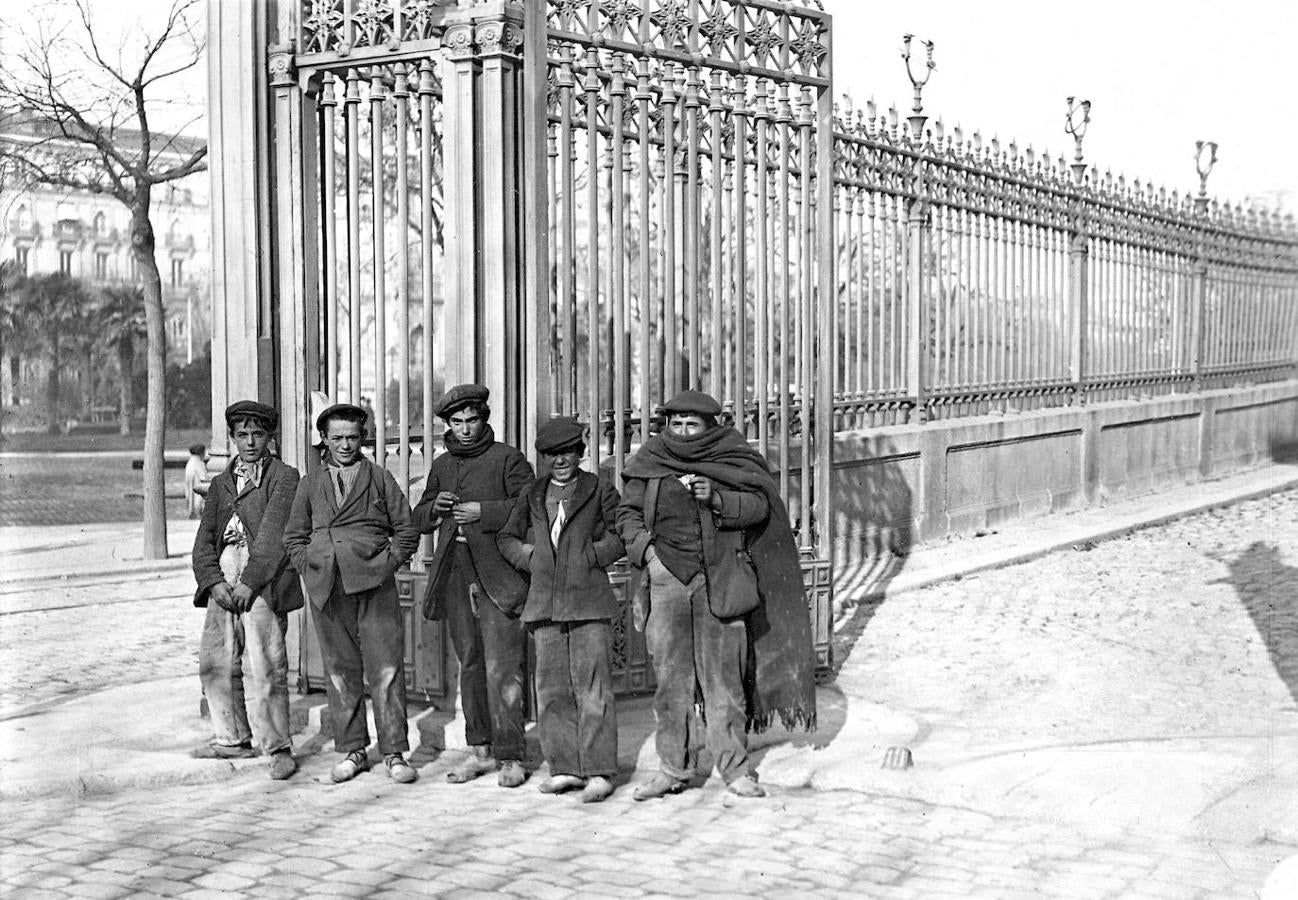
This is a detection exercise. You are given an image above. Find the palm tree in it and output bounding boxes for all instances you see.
[19,273,95,433]
[0,261,35,408]
[99,285,147,435]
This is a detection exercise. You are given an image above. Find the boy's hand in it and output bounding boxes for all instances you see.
[231,582,255,612]
[432,491,459,514]
[452,501,481,525]
[209,582,237,613]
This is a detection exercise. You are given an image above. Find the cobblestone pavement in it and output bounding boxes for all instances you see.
[3,493,1298,896]
[0,760,1285,899]
[0,571,196,717]
[0,455,191,527]
[842,490,1298,755]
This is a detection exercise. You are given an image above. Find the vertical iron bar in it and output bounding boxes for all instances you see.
[369,73,388,467]
[610,54,627,480]
[321,74,340,401]
[584,48,602,468]
[345,69,362,401]
[418,61,435,466]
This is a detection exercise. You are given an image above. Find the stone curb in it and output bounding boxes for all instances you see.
[0,555,193,587]
[846,471,1298,608]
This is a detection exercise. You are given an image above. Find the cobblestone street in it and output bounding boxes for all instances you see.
[2,491,1298,896]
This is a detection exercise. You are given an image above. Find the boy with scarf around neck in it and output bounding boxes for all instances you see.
[497,417,625,803]
[413,384,535,787]
[190,401,301,779]
[617,390,816,800]
[283,403,421,784]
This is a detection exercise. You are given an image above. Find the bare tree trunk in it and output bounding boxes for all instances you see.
[7,356,18,407]
[133,199,168,559]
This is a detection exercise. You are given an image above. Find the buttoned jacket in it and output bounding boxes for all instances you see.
[283,460,420,607]
[191,457,303,615]
[412,442,534,617]
[497,470,625,623]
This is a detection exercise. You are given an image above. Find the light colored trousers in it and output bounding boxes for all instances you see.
[198,544,292,753]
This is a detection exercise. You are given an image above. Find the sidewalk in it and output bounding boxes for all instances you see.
[2,462,1298,845]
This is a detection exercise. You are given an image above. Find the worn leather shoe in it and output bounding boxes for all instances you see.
[726,775,766,798]
[497,759,527,788]
[191,742,257,760]
[268,750,297,780]
[632,773,687,801]
[580,776,614,804]
[538,774,586,794]
[330,750,370,783]
[385,754,417,784]
[446,749,497,784]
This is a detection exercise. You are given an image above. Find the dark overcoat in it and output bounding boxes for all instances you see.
[497,470,625,624]
[283,460,420,607]
[412,442,534,618]
[192,457,303,615]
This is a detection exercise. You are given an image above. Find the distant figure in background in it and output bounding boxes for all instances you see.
[185,443,208,519]
[190,402,301,780]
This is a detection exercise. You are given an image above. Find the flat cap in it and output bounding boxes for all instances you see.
[661,389,722,418]
[436,383,490,419]
[225,400,279,432]
[535,417,586,454]
[315,402,368,434]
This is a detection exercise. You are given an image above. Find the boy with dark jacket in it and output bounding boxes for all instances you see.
[412,384,534,787]
[191,400,301,780]
[498,417,625,803]
[283,402,421,784]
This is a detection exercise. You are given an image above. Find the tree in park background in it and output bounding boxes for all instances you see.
[0,0,207,558]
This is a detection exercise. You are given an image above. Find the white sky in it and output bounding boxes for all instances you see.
[14,0,1296,212]
[826,0,1297,211]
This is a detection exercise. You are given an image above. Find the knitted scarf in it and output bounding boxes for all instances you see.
[443,423,496,459]
[623,426,816,733]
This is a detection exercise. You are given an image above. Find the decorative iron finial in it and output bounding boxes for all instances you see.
[1194,140,1218,214]
[902,34,935,142]
[1065,96,1091,184]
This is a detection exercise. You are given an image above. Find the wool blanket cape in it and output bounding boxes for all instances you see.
[622,426,816,733]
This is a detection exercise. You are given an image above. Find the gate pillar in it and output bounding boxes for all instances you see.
[205,0,274,465]
[441,9,534,450]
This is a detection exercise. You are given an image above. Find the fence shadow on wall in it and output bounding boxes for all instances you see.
[827,439,915,678]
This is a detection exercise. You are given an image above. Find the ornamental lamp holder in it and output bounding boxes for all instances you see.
[1065,96,1091,184]
[1194,140,1218,214]
[902,34,935,143]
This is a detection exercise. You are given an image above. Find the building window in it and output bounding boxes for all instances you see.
[92,211,106,236]
[15,246,29,274]
[16,205,31,230]
[170,258,184,287]
[95,251,109,280]
[59,250,73,275]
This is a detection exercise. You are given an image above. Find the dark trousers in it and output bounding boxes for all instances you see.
[645,554,749,783]
[533,619,617,778]
[312,576,409,755]
[444,546,527,760]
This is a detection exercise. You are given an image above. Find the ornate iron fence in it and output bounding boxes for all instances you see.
[832,101,1298,430]
[540,0,835,555]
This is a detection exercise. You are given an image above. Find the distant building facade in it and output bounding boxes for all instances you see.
[0,115,210,425]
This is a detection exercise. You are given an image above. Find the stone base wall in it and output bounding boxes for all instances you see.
[832,381,1298,576]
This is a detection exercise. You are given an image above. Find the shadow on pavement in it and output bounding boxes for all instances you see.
[1218,541,1298,706]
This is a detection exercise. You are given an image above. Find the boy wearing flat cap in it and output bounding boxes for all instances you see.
[617,389,816,801]
[191,400,302,779]
[283,402,421,784]
[497,417,625,803]
[413,384,535,787]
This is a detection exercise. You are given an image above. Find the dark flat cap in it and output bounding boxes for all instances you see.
[661,389,722,417]
[315,402,368,433]
[535,417,586,454]
[436,383,490,419]
[225,400,279,432]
